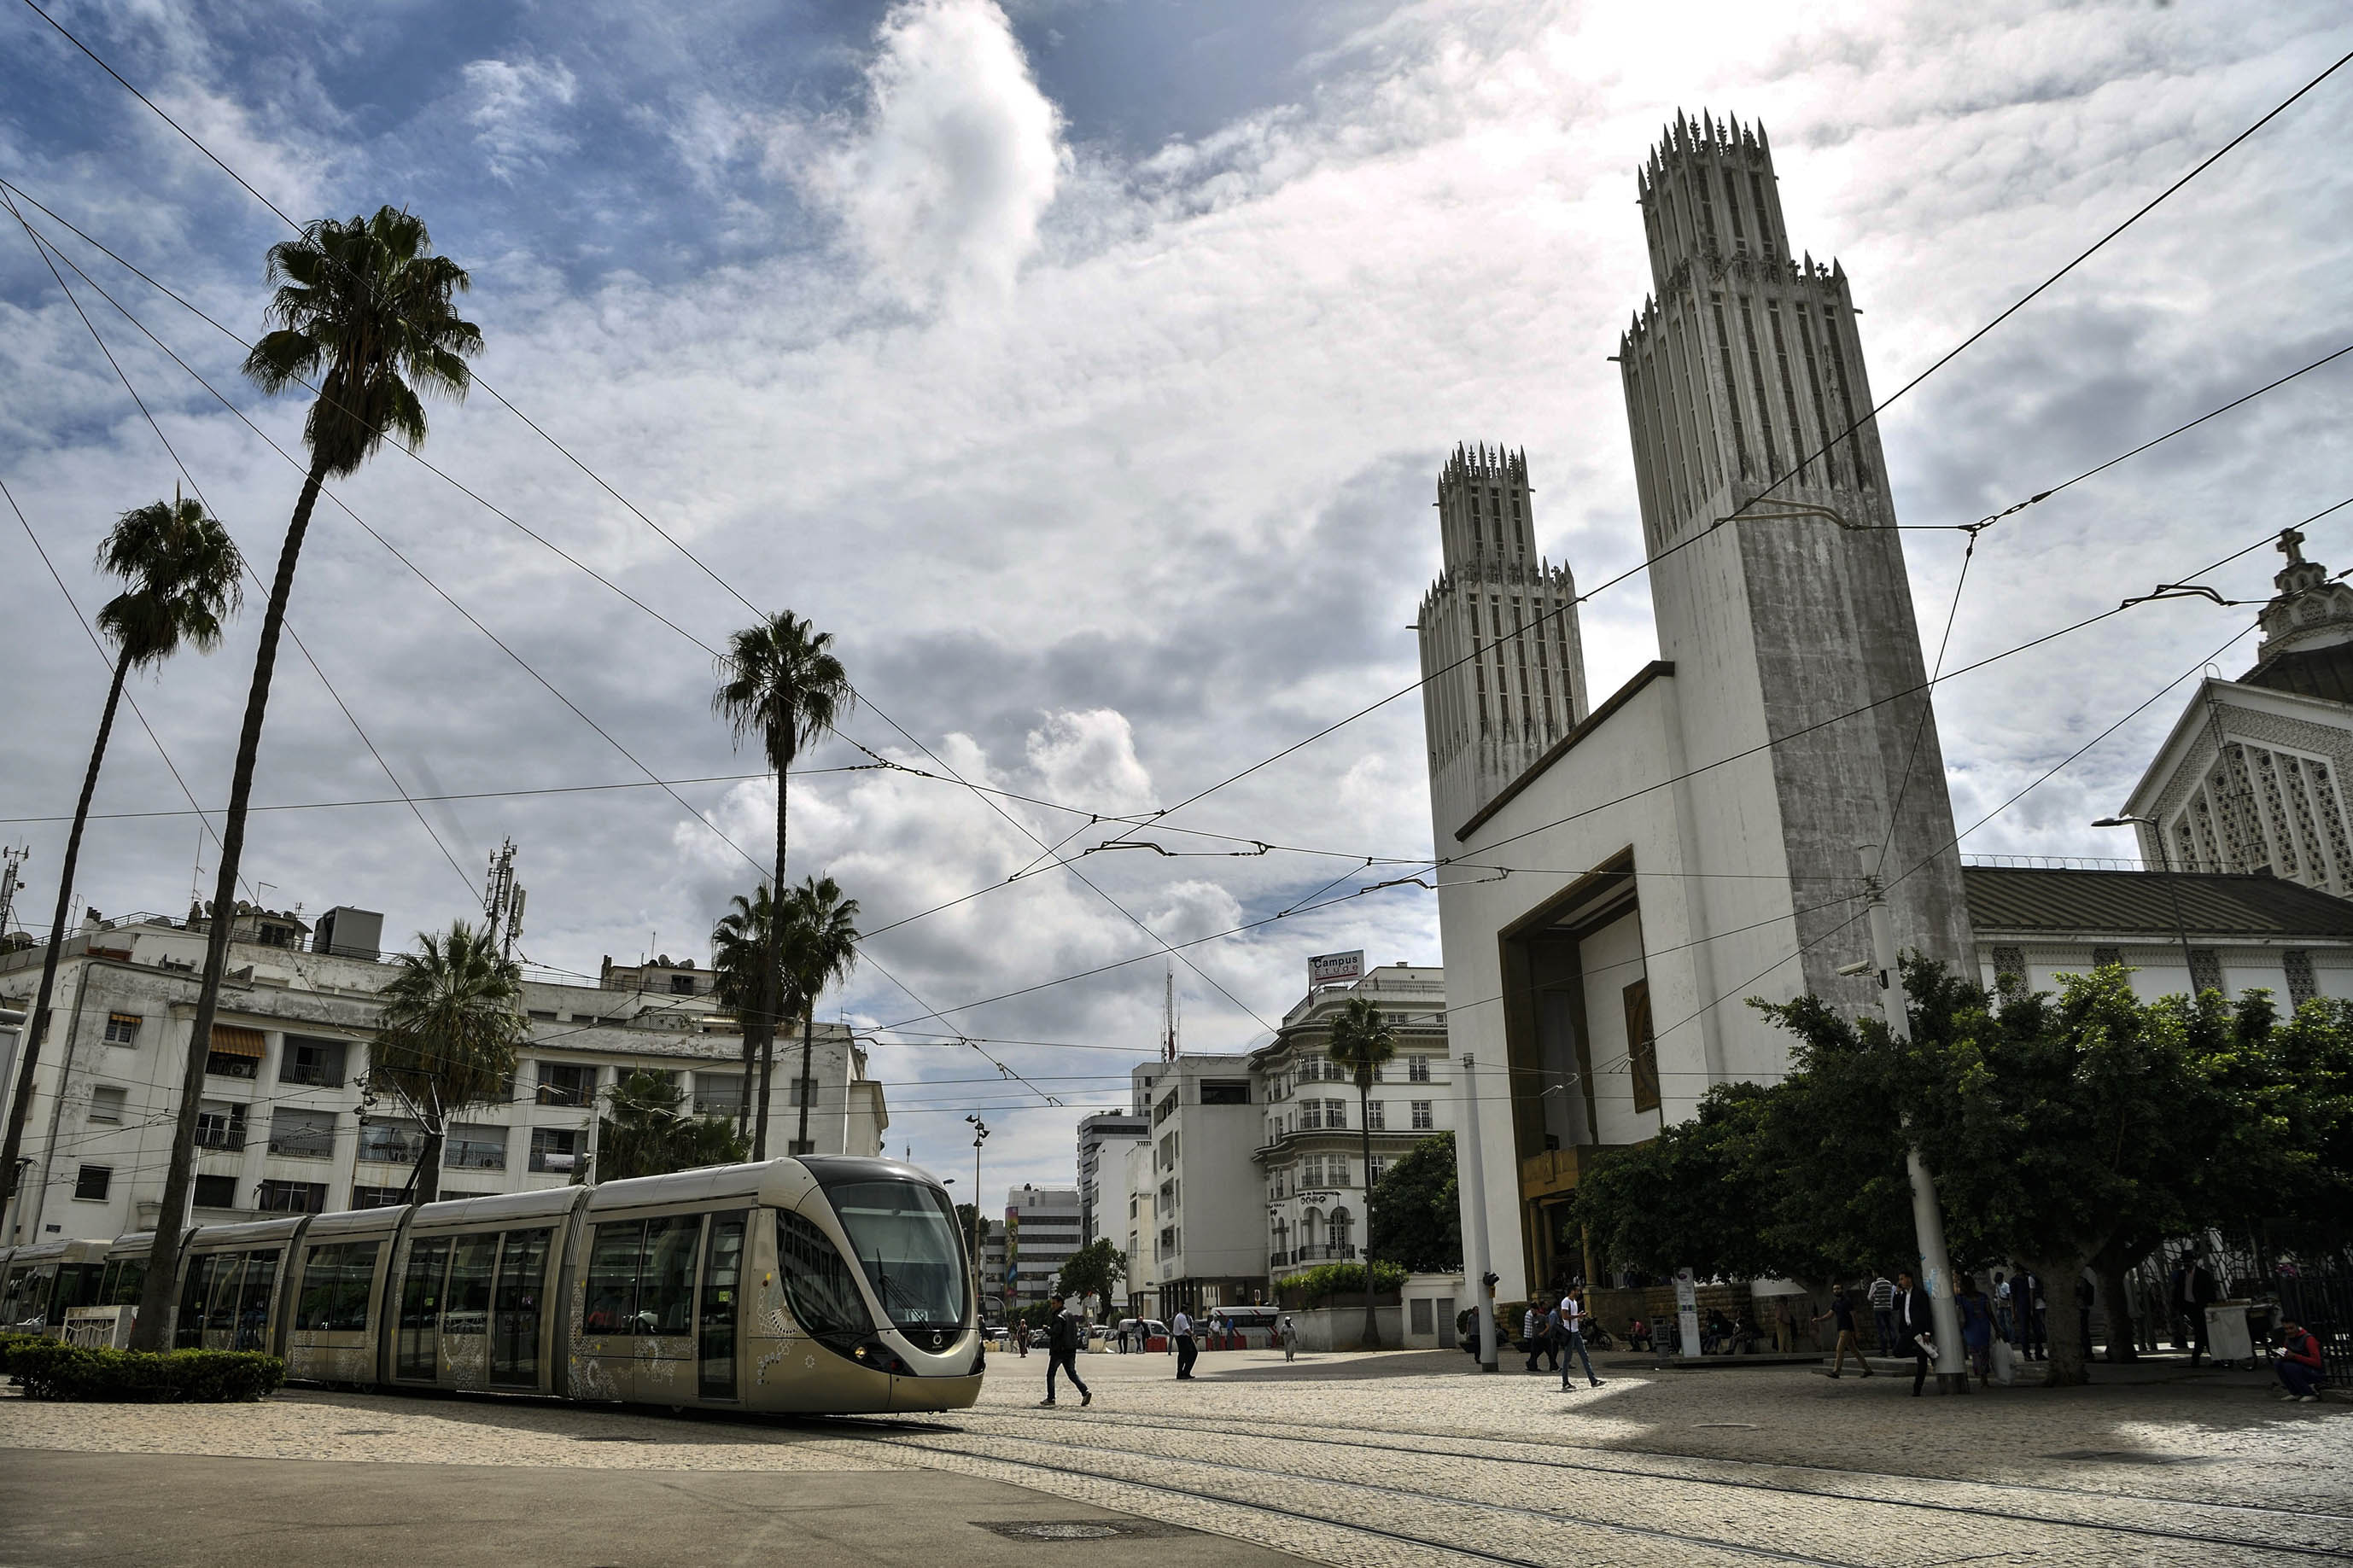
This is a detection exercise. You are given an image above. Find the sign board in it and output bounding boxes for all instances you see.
[1309,950,1364,988]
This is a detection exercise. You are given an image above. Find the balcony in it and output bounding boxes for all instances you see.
[1291,1244,1358,1262]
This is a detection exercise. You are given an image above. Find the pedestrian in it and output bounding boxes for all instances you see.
[1016,1315,1030,1358]
[1811,1285,1873,1379]
[1522,1302,1544,1372]
[1893,1270,1934,1396]
[1627,1316,1652,1353]
[2172,1249,2218,1367]
[1558,1285,1604,1390]
[1774,1300,1796,1354]
[1039,1294,1092,1408]
[1281,1314,1299,1361]
[2017,1269,2046,1361]
[1172,1308,1198,1379]
[2276,1316,2326,1403]
[1992,1271,2014,1344]
[1868,1272,1897,1356]
[1957,1278,1994,1384]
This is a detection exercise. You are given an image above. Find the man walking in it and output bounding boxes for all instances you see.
[1893,1270,1935,1396]
[1558,1285,1603,1391]
[2018,1269,2046,1361]
[1039,1294,1092,1407]
[1172,1308,1198,1379]
[1812,1285,1872,1379]
[1868,1272,1897,1356]
[2173,1250,2218,1367]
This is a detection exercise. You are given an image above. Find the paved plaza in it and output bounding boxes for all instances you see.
[3,1344,2347,1566]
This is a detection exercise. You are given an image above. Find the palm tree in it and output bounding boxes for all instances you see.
[782,875,861,1158]
[712,612,852,1157]
[132,207,477,1354]
[368,922,528,1205]
[598,1069,749,1180]
[136,207,479,1348]
[1328,995,1398,1349]
[709,887,775,1141]
[0,494,241,1236]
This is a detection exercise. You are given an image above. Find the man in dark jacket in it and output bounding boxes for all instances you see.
[1040,1293,1092,1407]
[1893,1271,1936,1396]
[2173,1251,2219,1366]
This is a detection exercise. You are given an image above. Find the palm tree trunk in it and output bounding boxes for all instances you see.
[133,459,324,1349]
[415,1128,444,1206]
[754,1029,777,1159]
[768,732,792,1156]
[795,1006,815,1156]
[1359,1081,1380,1349]
[738,1025,757,1141]
[0,649,131,1236]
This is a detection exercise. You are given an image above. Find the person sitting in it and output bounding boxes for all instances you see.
[2278,1316,2326,1403]
[1731,1312,1764,1355]
[1702,1308,1732,1355]
[1626,1317,1652,1352]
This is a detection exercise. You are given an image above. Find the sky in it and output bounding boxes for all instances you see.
[4,0,2351,1199]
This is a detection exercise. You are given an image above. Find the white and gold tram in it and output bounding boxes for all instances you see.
[54,1157,984,1414]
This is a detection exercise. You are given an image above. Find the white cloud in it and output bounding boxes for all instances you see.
[463,57,580,184]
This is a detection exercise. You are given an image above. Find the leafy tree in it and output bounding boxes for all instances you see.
[366,923,528,1204]
[1055,1239,1126,1317]
[597,1070,748,1180]
[713,612,853,1161]
[0,493,241,1229]
[1326,995,1398,1347]
[709,888,775,1140]
[142,208,479,1349]
[781,876,860,1159]
[1368,1133,1462,1273]
[1573,1081,1782,1281]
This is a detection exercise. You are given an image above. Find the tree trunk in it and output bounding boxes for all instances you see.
[795,1006,815,1156]
[1359,1079,1380,1349]
[133,459,324,1350]
[0,648,129,1236]
[2027,1255,2093,1387]
[763,729,792,1158]
[2094,1251,2135,1364]
[753,1021,775,1161]
[738,1025,756,1141]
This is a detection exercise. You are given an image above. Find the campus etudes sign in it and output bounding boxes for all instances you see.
[1308,950,1364,988]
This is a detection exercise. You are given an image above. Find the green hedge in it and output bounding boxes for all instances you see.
[5,1338,283,1402]
[0,1332,47,1373]
[1275,1260,1406,1307]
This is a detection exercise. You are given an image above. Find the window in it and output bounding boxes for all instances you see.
[443,1124,507,1171]
[73,1165,111,1201]
[102,1012,141,1045]
[528,1127,580,1173]
[1408,1056,1431,1083]
[637,1214,700,1336]
[1368,1156,1387,1186]
[669,973,696,994]
[1200,1080,1250,1105]
[86,1086,126,1127]
[1301,1155,1323,1187]
[1327,1207,1352,1250]
[774,1209,869,1344]
[581,1221,641,1334]
[1329,1158,1349,1188]
[1410,1100,1433,1131]
[787,1138,815,1156]
[279,1035,347,1088]
[788,1075,820,1107]
[295,1239,380,1331]
[2189,948,2224,995]
[1990,945,2028,984]
[204,1024,265,1079]
[693,1073,744,1117]
[1364,1099,1386,1131]
[2091,946,2123,970]
[268,1109,336,1159]
[446,1232,499,1334]
[1624,978,1661,1114]
[192,1174,239,1210]
[258,1179,328,1214]
[350,1185,410,1210]
[536,1061,595,1107]
[195,1101,248,1151]
[357,1117,423,1165]
[1322,1099,1346,1130]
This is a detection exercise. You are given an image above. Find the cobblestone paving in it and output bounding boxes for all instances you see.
[5,1347,2348,1566]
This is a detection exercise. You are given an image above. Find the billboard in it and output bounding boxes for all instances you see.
[1309,950,1364,988]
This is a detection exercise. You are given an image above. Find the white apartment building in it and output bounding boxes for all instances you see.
[1133,1052,1264,1317]
[0,904,887,1245]
[1252,963,1452,1279]
[1002,1185,1082,1312]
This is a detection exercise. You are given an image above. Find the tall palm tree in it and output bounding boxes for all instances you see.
[597,1069,748,1181]
[1328,995,1398,1349]
[368,922,528,1205]
[709,887,775,1141]
[712,612,852,1157]
[782,875,861,1158]
[136,207,479,1348]
[0,494,242,1238]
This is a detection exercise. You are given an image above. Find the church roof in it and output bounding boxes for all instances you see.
[2241,641,2353,703]
[1964,866,2353,940]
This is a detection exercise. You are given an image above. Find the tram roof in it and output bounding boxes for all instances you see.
[409,1184,592,1233]
[183,1215,310,1252]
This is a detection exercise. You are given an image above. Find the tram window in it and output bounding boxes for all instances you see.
[297,1241,380,1332]
[204,1255,246,1337]
[582,1221,644,1335]
[233,1250,278,1350]
[97,1257,146,1307]
[637,1215,698,1337]
[176,1255,216,1347]
[446,1233,498,1333]
[490,1228,550,1386]
[774,1208,868,1340]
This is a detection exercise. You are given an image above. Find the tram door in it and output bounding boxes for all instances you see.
[490,1227,551,1389]
[698,1211,746,1399]
[396,1238,452,1381]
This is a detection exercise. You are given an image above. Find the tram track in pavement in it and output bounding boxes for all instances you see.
[868,1413,2353,1564]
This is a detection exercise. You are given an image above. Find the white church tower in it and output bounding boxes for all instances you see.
[1416,443,1590,831]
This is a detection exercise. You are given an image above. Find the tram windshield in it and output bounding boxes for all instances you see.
[823,1180,968,1332]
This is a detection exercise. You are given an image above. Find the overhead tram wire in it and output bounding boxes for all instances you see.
[1,189,480,905]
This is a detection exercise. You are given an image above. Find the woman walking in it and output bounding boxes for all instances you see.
[1958,1278,1996,1384]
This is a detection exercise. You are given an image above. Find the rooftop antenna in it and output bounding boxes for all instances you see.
[1161,964,1181,1061]
[0,844,26,935]
[483,838,526,961]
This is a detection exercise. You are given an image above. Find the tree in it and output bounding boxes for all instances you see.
[713,611,853,1161]
[366,923,528,1206]
[781,875,860,1159]
[1368,1133,1462,1273]
[1056,1239,1126,1318]
[709,888,775,1141]
[1326,995,1398,1348]
[138,207,479,1349]
[597,1069,749,1180]
[1572,1081,1785,1282]
[0,493,241,1233]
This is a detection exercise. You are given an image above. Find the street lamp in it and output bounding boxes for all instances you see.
[964,1114,990,1311]
[2091,815,2198,983]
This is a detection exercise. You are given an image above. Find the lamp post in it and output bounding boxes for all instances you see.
[965,1114,990,1318]
[2091,815,2198,983]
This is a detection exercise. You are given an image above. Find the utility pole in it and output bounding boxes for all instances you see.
[1855,845,1968,1393]
[966,1114,990,1320]
[1457,1053,1498,1372]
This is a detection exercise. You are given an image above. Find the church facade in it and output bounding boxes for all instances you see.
[1424,113,1976,1301]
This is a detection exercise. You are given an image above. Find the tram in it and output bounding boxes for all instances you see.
[11,1156,984,1414]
